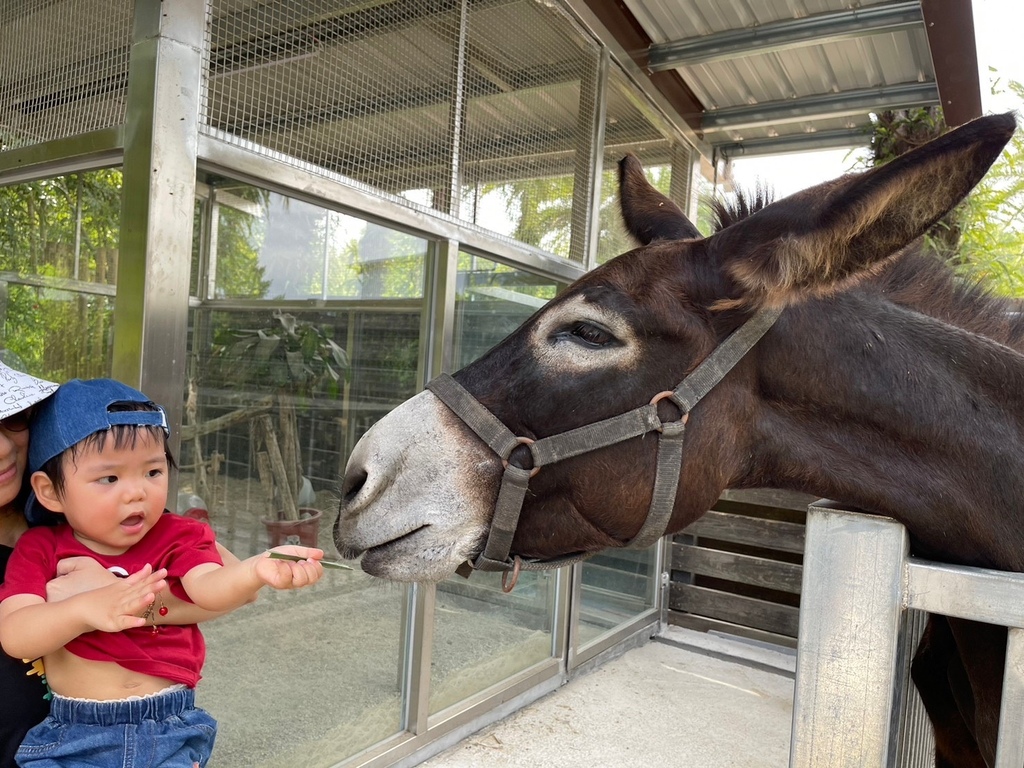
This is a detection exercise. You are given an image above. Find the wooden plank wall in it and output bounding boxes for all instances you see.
[668,489,817,649]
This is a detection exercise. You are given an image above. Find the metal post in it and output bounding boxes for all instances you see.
[571,47,607,269]
[790,504,909,767]
[114,0,206,459]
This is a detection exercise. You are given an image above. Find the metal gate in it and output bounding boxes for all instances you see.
[791,501,1024,767]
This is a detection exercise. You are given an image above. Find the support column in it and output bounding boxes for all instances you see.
[790,504,909,768]
[570,48,608,269]
[114,0,206,457]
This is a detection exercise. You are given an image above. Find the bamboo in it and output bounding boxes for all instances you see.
[257,415,298,521]
[278,393,300,506]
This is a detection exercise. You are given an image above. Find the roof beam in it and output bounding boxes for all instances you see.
[649,1,923,70]
[574,0,705,132]
[700,82,939,132]
[713,127,870,159]
[920,0,982,126]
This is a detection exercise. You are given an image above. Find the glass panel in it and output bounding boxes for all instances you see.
[0,169,121,379]
[206,183,428,301]
[577,544,659,649]
[452,252,557,369]
[429,254,561,716]
[188,176,429,765]
[430,571,555,715]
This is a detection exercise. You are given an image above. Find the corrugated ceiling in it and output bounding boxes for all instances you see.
[581,0,981,158]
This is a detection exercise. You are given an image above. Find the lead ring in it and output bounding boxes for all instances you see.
[502,436,541,478]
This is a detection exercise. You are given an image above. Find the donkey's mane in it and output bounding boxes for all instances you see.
[715,188,1024,350]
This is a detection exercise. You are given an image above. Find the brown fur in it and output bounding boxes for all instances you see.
[447,113,1020,765]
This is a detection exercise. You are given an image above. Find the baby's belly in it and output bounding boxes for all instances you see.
[44,648,176,699]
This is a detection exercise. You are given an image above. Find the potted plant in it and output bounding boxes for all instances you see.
[209,310,349,547]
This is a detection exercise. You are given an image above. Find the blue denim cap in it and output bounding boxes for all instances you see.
[28,378,169,475]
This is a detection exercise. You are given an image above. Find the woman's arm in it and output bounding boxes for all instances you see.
[0,566,167,660]
[47,543,250,625]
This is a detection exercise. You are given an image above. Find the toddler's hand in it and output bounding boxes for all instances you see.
[256,546,324,590]
[85,563,169,633]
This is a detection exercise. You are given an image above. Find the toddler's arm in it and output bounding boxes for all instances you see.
[49,542,248,624]
[0,564,168,660]
[181,545,324,613]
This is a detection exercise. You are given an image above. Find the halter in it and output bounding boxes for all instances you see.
[427,306,782,590]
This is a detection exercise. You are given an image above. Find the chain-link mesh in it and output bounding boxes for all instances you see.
[596,65,682,264]
[456,0,600,258]
[0,0,132,152]
[205,0,462,203]
[204,0,607,259]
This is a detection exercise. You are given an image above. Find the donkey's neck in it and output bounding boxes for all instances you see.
[751,293,1024,570]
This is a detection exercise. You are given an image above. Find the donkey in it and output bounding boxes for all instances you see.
[336,112,1020,766]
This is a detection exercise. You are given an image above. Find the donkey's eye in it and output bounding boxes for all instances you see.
[569,321,614,347]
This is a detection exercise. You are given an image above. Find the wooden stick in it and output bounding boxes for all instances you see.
[256,416,298,521]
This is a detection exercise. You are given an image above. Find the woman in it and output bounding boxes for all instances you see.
[0,362,57,768]
[0,362,240,767]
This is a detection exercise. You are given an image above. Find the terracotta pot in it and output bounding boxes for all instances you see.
[262,507,322,548]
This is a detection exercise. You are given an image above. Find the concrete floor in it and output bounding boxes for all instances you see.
[421,627,797,768]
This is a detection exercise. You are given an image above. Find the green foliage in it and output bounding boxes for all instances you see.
[0,170,122,379]
[213,203,272,299]
[943,80,1024,295]
[865,107,946,167]
[209,310,350,398]
[862,86,1024,297]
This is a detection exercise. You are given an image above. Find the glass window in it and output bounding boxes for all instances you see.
[201,181,428,301]
[577,545,659,649]
[0,169,121,379]
[452,252,557,368]
[429,254,561,716]
[188,177,429,765]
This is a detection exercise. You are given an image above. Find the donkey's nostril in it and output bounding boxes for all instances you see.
[342,466,369,501]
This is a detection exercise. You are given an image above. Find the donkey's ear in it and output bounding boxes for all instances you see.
[712,112,1018,308]
[618,154,701,244]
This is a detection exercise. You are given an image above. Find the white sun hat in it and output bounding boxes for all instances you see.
[0,360,59,421]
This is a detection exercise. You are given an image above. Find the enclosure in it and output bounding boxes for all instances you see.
[0,0,980,766]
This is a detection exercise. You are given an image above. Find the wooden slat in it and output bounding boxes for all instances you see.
[672,544,803,594]
[680,509,806,553]
[669,582,800,637]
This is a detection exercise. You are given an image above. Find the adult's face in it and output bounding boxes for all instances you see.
[0,408,31,510]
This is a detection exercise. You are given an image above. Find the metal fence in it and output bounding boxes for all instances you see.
[791,501,1024,767]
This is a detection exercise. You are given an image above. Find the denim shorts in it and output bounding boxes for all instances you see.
[16,686,217,768]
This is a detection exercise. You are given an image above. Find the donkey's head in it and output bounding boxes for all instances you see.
[335,113,1017,582]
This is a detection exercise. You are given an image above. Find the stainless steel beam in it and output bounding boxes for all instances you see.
[114,0,206,458]
[714,127,870,158]
[649,1,923,70]
[701,83,938,132]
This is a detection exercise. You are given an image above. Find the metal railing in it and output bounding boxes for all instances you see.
[790,501,1024,768]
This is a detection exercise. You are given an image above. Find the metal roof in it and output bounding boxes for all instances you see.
[576,0,982,158]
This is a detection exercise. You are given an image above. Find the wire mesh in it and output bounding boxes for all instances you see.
[456,0,601,258]
[204,0,616,260]
[596,65,681,264]
[0,0,132,151]
[204,0,462,203]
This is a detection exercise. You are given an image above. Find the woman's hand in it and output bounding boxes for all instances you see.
[46,556,118,602]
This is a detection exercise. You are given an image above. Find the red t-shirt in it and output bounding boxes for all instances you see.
[0,513,222,687]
